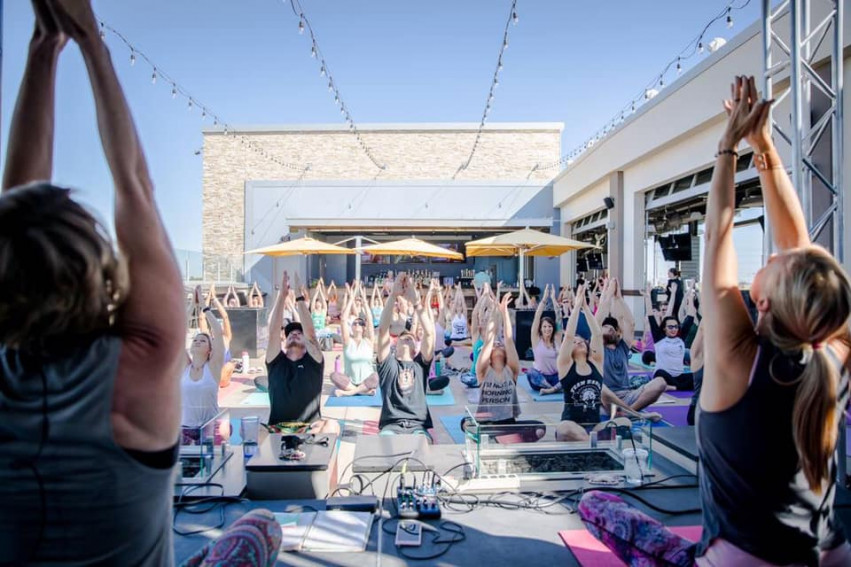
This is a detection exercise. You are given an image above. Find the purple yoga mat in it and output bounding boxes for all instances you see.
[666,390,694,400]
[652,405,691,427]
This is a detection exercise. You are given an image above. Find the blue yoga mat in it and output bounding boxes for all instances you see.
[438,415,470,444]
[324,389,383,408]
[240,392,270,406]
[517,374,562,402]
[324,387,456,408]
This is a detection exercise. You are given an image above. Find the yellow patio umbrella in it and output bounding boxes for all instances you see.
[358,237,464,260]
[244,236,356,256]
[465,228,596,285]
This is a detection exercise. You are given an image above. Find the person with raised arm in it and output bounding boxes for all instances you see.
[330,282,379,397]
[553,285,658,441]
[580,75,851,566]
[461,285,493,388]
[248,281,264,308]
[370,280,384,327]
[527,284,562,391]
[596,279,666,410]
[0,1,282,563]
[309,278,328,332]
[466,292,545,442]
[639,280,696,391]
[224,284,241,308]
[199,283,238,386]
[376,273,439,438]
[265,271,338,435]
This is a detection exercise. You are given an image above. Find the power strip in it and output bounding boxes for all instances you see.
[447,474,522,493]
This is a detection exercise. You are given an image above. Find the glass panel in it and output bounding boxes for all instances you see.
[461,403,653,485]
[178,409,234,484]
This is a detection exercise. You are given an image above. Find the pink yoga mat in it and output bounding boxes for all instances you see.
[559,526,702,566]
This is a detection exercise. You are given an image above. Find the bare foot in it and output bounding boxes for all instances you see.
[334,388,358,397]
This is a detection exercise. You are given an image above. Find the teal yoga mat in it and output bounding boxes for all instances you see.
[324,387,456,408]
[517,374,562,402]
[239,392,270,406]
[438,415,470,444]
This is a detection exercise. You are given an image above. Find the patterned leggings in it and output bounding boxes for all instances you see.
[578,491,696,566]
[180,509,282,567]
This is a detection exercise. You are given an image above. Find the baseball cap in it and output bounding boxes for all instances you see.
[284,321,303,336]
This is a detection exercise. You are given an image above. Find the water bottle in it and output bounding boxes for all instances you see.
[241,351,250,373]
[435,358,443,377]
[335,355,341,374]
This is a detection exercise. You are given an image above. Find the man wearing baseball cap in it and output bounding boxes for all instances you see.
[265,271,338,435]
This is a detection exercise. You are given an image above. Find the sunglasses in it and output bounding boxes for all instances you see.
[352,321,365,327]
[665,325,679,330]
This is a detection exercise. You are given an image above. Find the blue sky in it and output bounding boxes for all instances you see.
[1,0,763,252]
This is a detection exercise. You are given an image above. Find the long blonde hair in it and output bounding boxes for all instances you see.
[761,247,851,493]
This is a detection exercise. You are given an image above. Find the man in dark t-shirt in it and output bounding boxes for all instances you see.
[376,274,439,436]
[265,271,339,434]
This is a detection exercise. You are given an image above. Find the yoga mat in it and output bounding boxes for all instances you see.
[629,353,691,373]
[325,389,383,408]
[665,390,694,400]
[559,525,702,566]
[324,387,456,408]
[517,374,563,402]
[240,392,270,406]
[649,404,690,427]
[438,415,470,444]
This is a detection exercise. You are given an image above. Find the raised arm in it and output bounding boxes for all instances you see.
[360,283,375,343]
[412,279,435,363]
[530,285,548,349]
[557,284,586,376]
[476,302,498,380]
[202,310,225,384]
[702,76,764,410]
[584,300,605,369]
[500,293,519,378]
[611,281,636,348]
[377,277,404,363]
[340,284,354,345]
[294,274,322,364]
[47,0,185,450]
[2,0,66,191]
[266,272,289,363]
[743,77,809,250]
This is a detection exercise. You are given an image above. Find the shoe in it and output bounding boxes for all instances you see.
[460,373,480,388]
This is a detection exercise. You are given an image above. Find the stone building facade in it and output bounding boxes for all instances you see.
[201,123,562,272]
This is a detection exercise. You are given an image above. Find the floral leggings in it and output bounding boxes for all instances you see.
[578,491,696,566]
[180,509,282,567]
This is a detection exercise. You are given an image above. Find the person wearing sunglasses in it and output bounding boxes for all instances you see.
[330,282,379,397]
[642,286,696,391]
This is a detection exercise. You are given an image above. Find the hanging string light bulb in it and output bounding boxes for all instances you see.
[726,7,733,28]
[129,50,136,66]
[99,22,105,40]
[171,84,177,99]
[311,44,317,58]
[676,57,682,74]
[187,99,193,110]
[298,17,305,34]
[320,64,326,77]
[151,69,157,84]
[512,11,518,24]
[698,41,704,53]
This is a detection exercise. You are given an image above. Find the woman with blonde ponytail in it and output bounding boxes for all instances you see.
[576,75,851,566]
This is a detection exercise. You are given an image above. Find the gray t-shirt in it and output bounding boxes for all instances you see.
[378,354,433,430]
[477,366,520,422]
[603,339,632,391]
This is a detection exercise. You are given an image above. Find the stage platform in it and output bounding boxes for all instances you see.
[173,350,851,565]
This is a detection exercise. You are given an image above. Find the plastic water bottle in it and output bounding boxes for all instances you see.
[335,355,341,374]
[435,358,443,378]
[241,351,250,373]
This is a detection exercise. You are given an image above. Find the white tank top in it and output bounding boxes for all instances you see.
[451,314,469,340]
[655,337,686,376]
[181,363,220,427]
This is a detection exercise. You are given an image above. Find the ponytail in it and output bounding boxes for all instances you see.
[792,347,838,493]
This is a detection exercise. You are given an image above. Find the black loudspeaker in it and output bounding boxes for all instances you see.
[603,197,615,209]
[515,309,557,360]
[213,307,266,358]
[577,258,588,272]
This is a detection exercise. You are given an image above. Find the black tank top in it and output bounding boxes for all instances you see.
[560,361,603,424]
[696,338,849,564]
[0,335,176,565]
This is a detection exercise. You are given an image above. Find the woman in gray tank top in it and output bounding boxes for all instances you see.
[576,75,851,565]
[0,2,280,564]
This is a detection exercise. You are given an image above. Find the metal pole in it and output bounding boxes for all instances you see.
[355,235,362,281]
[832,0,844,264]
[790,1,809,221]
[0,0,4,161]
[761,0,775,262]
[518,249,525,288]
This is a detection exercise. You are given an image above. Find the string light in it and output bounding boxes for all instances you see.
[287,0,386,170]
[298,18,305,34]
[99,22,105,40]
[98,19,306,170]
[534,0,751,173]
[453,0,518,179]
